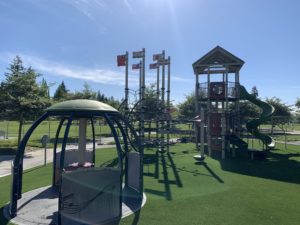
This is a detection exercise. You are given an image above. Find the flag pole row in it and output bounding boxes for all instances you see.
[117,49,171,153]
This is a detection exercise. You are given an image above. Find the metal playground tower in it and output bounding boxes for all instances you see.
[117,49,171,153]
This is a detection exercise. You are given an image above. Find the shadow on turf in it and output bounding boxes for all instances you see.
[219,149,300,184]
[143,151,184,201]
[195,162,224,183]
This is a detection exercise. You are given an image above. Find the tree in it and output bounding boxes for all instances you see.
[40,78,50,98]
[53,81,68,101]
[296,98,300,109]
[178,93,196,119]
[234,101,260,123]
[251,86,259,98]
[0,56,50,145]
[71,82,97,100]
[96,90,107,102]
[266,97,292,130]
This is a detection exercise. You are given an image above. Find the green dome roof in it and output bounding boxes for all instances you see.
[47,99,118,113]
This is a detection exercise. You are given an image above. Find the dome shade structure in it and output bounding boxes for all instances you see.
[46,99,118,113]
[9,100,144,225]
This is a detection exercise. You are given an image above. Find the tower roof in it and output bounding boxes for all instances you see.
[193,46,244,74]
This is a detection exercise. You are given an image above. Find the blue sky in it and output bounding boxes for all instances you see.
[0,0,299,106]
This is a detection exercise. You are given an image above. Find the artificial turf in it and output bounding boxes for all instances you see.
[1,143,300,225]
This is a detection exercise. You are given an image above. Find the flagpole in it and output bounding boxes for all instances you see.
[161,50,165,153]
[156,63,160,149]
[141,48,145,154]
[139,60,142,102]
[125,51,129,115]
[167,56,171,153]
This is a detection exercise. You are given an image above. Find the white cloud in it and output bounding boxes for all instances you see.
[0,53,139,86]
[0,52,192,87]
[63,0,108,21]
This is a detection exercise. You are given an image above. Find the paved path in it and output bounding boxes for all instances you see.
[276,140,300,146]
[0,137,115,178]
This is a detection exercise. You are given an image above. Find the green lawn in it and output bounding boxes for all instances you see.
[1,143,300,225]
[0,120,112,150]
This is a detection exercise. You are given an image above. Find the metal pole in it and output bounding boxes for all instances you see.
[224,68,229,159]
[6,120,9,139]
[200,107,205,157]
[48,118,51,138]
[195,73,200,152]
[207,68,211,157]
[156,65,160,149]
[141,48,146,151]
[166,56,171,153]
[44,143,47,166]
[139,61,142,102]
[125,51,129,115]
[160,50,165,153]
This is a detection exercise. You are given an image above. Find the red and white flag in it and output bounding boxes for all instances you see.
[153,53,164,61]
[149,63,158,69]
[117,54,127,67]
[132,63,140,70]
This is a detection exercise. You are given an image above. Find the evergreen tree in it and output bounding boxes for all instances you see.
[96,90,107,102]
[296,98,300,109]
[53,81,68,100]
[0,56,50,145]
[40,78,50,98]
[251,86,259,98]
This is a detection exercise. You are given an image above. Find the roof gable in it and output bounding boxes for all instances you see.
[193,46,244,74]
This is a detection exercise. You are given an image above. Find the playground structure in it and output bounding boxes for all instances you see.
[193,46,275,160]
[118,49,172,153]
[7,100,145,225]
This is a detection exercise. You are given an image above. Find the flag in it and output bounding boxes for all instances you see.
[132,50,144,58]
[132,63,140,70]
[158,58,170,65]
[117,54,127,67]
[149,63,158,69]
[153,53,164,61]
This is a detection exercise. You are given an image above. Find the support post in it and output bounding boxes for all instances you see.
[78,118,87,165]
[125,51,129,116]
[156,65,160,150]
[140,48,146,152]
[166,56,171,153]
[221,113,226,159]
[160,50,166,153]
[195,72,199,151]
[200,107,205,157]
[207,69,211,157]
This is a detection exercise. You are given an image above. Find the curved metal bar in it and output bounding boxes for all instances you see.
[103,113,123,169]
[10,112,49,217]
[59,113,74,174]
[90,116,96,164]
[113,117,129,185]
[119,114,141,152]
[52,118,66,187]
[58,113,74,225]
[103,113,123,218]
[113,118,128,153]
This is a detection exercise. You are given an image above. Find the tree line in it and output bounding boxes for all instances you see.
[0,56,120,145]
[177,85,300,126]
